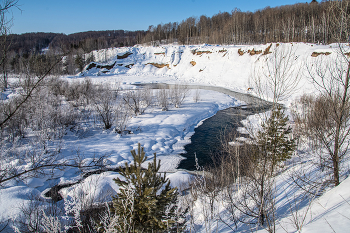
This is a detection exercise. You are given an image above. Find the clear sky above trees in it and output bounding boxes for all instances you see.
[11,0,303,35]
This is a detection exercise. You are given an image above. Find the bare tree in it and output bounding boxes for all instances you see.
[305,2,350,185]
[115,97,131,134]
[122,87,153,116]
[170,83,189,108]
[0,0,18,90]
[293,63,350,188]
[193,88,201,103]
[156,87,170,111]
[93,84,117,130]
[250,43,301,105]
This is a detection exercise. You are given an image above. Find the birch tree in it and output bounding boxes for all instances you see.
[305,0,350,186]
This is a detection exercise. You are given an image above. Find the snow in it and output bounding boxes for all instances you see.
[0,186,42,223]
[1,42,350,232]
[300,176,350,233]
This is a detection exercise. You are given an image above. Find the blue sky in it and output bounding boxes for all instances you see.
[10,0,304,35]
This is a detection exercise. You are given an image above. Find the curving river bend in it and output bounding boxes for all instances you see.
[133,83,271,170]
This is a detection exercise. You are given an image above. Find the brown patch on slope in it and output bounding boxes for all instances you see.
[263,44,273,55]
[311,52,331,57]
[146,63,170,69]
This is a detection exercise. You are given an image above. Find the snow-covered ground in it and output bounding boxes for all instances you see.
[1,43,350,232]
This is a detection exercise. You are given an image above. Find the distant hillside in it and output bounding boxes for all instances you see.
[7,30,146,55]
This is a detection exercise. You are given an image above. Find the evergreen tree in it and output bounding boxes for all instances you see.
[240,106,296,227]
[112,143,182,232]
[257,106,296,173]
[75,53,85,72]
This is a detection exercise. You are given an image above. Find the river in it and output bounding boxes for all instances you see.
[133,83,271,170]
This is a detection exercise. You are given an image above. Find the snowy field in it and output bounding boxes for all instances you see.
[1,42,350,232]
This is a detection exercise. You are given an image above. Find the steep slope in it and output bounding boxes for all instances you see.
[82,43,334,103]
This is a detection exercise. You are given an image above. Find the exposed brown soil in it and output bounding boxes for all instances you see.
[146,63,170,69]
[263,44,273,55]
[192,49,212,55]
[238,48,262,56]
[311,52,331,57]
[196,51,212,55]
[190,61,196,66]
[248,49,262,55]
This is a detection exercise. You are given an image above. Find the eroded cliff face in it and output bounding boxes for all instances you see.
[81,43,333,97]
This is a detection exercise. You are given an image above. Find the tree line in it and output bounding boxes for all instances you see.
[142,0,344,45]
[7,30,145,55]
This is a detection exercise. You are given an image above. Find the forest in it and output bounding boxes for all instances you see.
[142,0,336,45]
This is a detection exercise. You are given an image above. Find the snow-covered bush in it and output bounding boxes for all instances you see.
[156,87,171,111]
[122,87,153,116]
[92,84,117,130]
[170,83,189,108]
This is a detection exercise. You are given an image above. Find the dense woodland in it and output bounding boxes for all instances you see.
[142,0,342,45]
[7,30,145,55]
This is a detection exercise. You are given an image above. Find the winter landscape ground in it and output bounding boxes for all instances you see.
[1,42,350,232]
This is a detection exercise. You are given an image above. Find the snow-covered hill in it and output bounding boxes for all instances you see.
[82,42,335,105]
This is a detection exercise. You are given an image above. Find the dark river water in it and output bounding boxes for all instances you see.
[177,106,266,170]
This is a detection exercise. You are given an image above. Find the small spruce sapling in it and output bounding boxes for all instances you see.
[112,143,181,232]
[257,105,296,173]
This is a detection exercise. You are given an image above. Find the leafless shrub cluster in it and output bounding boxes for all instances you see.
[156,87,171,111]
[122,87,153,116]
[170,83,189,108]
[14,194,65,233]
[250,43,301,104]
[193,88,201,103]
[1,76,77,141]
[291,92,350,189]
[184,142,281,232]
[155,83,190,111]
[0,78,125,187]
[62,78,96,107]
